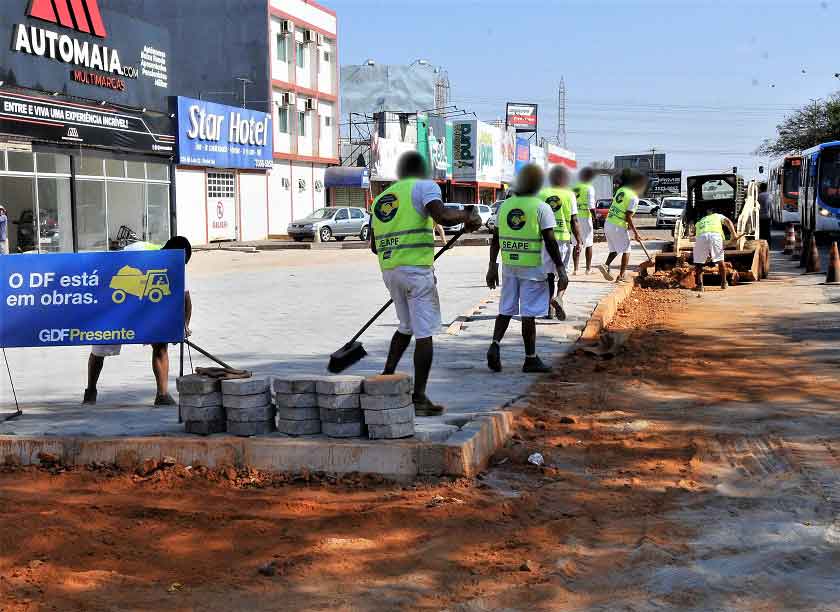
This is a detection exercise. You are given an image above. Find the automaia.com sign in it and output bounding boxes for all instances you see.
[177,97,273,170]
[506,103,538,131]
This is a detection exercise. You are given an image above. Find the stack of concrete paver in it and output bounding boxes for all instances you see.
[177,374,225,435]
[362,373,415,440]
[273,376,321,436]
[317,375,364,438]
[221,377,276,437]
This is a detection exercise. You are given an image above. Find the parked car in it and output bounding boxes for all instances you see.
[594,198,612,228]
[486,200,504,231]
[442,203,465,233]
[655,197,687,228]
[637,198,658,215]
[287,206,371,242]
[476,204,493,228]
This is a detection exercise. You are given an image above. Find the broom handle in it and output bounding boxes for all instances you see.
[184,340,234,370]
[633,228,653,262]
[348,229,466,345]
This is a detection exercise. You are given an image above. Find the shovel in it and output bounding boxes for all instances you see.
[328,229,466,373]
[633,229,655,275]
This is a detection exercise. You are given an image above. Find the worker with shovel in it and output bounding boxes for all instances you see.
[370,151,482,416]
[486,163,569,373]
[598,169,648,283]
[572,167,597,275]
[693,209,740,292]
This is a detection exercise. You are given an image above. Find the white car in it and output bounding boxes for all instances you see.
[486,200,504,231]
[637,199,657,215]
[476,204,493,228]
[655,197,687,228]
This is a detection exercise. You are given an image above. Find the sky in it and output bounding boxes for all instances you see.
[327,0,839,179]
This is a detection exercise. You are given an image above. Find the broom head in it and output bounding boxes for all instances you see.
[327,341,368,373]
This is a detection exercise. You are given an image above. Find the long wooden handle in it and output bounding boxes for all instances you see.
[633,231,653,262]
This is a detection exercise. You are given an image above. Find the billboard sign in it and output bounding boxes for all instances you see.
[547,144,577,170]
[647,170,682,197]
[452,120,476,181]
[506,102,538,132]
[370,134,415,181]
[0,250,185,348]
[177,97,272,170]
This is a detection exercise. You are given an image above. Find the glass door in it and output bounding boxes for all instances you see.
[0,175,36,253]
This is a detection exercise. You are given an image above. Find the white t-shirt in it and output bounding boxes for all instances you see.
[583,185,597,212]
[502,201,556,282]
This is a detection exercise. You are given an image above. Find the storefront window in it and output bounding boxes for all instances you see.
[106,181,145,249]
[37,177,73,253]
[147,184,170,245]
[36,153,71,175]
[106,159,126,178]
[8,151,34,173]
[76,180,107,251]
[0,175,36,253]
[126,161,145,179]
[147,163,169,181]
[78,156,104,176]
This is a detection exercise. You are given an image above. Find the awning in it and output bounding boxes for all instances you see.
[325,167,370,189]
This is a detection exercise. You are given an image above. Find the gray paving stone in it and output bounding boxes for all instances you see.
[322,421,364,438]
[368,421,415,440]
[276,418,321,436]
[363,373,413,396]
[181,405,226,422]
[221,377,269,396]
[414,423,459,443]
[319,407,363,424]
[275,393,318,409]
[179,392,223,408]
[276,406,320,421]
[222,391,271,409]
[272,376,324,394]
[227,419,276,437]
[176,375,220,394]
[317,393,361,409]
[226,404,276,423]
[364,405,415,426]
[185,420,226,435]
[360,393,412,411]
[315,375,364,396]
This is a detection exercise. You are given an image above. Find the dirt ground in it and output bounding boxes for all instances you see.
[3,278,840,611]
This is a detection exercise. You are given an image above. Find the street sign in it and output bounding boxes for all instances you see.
[647,170,682,197]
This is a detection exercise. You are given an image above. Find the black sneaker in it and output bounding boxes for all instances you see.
[552,300,566,321]
[522,356,552,373]
[414,396,446,417]
[154,393,177,407]
[487,343,502,372]
[82,388,97,405]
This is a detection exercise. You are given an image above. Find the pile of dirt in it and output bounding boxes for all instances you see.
[638,263,696,289]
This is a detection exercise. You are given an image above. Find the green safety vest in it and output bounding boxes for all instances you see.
[371,178,435,270]
[539,187,573,242]
[573,182,593,219]
[499,195,544,268]
[607,187,637,229]
[696,213,724,237]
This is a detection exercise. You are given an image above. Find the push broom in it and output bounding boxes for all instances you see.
[328,228,466,373]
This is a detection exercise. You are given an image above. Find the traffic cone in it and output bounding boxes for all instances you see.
[826,242,840,284]
[806,235,821,274]
[783,224,795,255]
[793,227,803,261]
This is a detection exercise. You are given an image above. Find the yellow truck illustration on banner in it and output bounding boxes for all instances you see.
[110,266,171,304]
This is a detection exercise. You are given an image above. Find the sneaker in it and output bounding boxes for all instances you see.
[586,268,592,275]
[414,396,446,417]
[721,281,728,290]
[522,356,552,373]
[82,388,97,405]
[615,275,628,284]
[487,343,502,372]
[154,393,177,407]
[551,299,566,321]
[597,265,614,281]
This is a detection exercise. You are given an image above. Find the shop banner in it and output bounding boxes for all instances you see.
[0,251,185,348]
[530,145,546,171]
[547,144,577,170]
[647,170,682,197]
[501,127,516,183]
[515,137,530,174]
[477,122,502,185]
[445,121,454,179]
[416,113,430,168]
[177,97,272,170]
[452,120,477,181]
[370,134,415,181]
[426,115,451,180]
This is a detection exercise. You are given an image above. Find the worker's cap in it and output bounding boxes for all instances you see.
[163,235,192,264]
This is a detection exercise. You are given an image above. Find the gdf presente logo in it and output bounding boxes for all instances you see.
[28,0,108,38]
[545,196,562,213]
[374,194,399,223]
[507,208,526,230]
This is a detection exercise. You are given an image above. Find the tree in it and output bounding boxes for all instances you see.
[758,93,840,156]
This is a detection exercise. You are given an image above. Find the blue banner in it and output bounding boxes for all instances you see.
[0,251,185,348]
[515,137,530,174]
[177,96,273,170]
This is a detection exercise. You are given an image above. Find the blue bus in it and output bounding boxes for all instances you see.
[800,141,840,235]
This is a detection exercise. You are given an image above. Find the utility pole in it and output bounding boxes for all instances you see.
[650,147,657,170]
[557,77,567,148]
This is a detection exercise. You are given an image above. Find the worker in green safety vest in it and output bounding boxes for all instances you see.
[485,163,569,374]
[598,169,648,283]
[572,166,597,275]
[369,151,482,416]
[693,208,740,291]
[539,165,581,321]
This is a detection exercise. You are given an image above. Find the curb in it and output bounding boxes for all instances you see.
[580,278,636,342]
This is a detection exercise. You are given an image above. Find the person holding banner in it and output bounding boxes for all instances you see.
[83,236,193,406]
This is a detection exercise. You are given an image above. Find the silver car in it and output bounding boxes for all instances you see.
[287,206,371,242]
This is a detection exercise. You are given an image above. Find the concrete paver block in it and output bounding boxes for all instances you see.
[276,418,321,436]
[275,393,317,409]
[360,393,412,411]
[315,376,364,396]
[276,406,320,421]
[364,405,414,426]
[368,421,415,440]
[363,373,413,396]
[226,404,276,423]
[319,407,363,424]
[179,392,223,408]
[221,377,269,396]
[227,419,276,437]
[414,423,459,443]
[322,421,364,438]
[185,420,226,435]
[317,393,361,409]
[222,391,271,409]
[272,376,323,394]
[181,405,226,423]
[176,375,220,394]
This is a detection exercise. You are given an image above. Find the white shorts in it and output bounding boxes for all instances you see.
[382,267,442,339]
[605,222,632,255]
[544,242,572,276]
[694,233,724,264]
[500,275,550,318]
[91,345,122,357]
[572,216,594,248]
